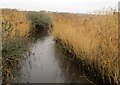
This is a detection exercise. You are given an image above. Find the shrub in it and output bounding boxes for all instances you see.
[28,11,52,32]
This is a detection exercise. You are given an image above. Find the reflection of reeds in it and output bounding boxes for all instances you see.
[50,12,119,84]
[55,41,95,84]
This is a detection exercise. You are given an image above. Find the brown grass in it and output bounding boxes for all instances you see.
[1,9,31,83]
[1,9,119,84]
[2,9,30,40]
[50,12,119,84]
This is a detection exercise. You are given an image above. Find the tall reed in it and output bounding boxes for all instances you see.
[50,12,119,84]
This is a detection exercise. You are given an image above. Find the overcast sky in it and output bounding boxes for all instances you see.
[0,0,119,13]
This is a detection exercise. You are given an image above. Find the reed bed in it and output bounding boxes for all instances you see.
[2,9,30,40]
[2,9,31,83]
[1,9,52,84]
[50,12,119,84]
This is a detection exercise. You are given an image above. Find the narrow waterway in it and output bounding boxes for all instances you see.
[14,33,92,84]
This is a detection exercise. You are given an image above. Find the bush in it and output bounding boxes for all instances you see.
[28,11,52,32]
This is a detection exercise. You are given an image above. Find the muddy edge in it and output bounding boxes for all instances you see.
[54,37,119,85]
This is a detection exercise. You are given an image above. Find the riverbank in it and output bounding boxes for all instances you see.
[1,9,92,83]
[1,9,53,84]
[1,8,119,84]
[50,12,119,84]
[2,9,31,84]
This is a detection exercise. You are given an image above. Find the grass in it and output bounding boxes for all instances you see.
[1,9,52,84]
[50,12,119,84]
[2,9,30,38]
[2,9,31,84]
[1,8,119,84]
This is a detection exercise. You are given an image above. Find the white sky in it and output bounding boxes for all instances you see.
[0,0,119,13]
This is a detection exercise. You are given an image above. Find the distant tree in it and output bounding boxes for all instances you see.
[28,11,52,32]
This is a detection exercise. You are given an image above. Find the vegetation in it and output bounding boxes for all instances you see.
[50,12,119,84]
[28,11,52,33]
[1,8,119,84]
[1,9,52,84]
[2,9,31,83]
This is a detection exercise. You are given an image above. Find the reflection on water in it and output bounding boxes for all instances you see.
[14,33,92,83]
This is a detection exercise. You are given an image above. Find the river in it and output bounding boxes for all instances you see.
[13,33,93,84]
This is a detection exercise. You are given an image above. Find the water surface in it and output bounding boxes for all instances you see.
[14,34,92,83]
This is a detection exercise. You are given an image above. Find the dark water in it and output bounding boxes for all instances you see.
[14,34,93,84]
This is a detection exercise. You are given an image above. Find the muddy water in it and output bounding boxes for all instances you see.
[14,34,92,83]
